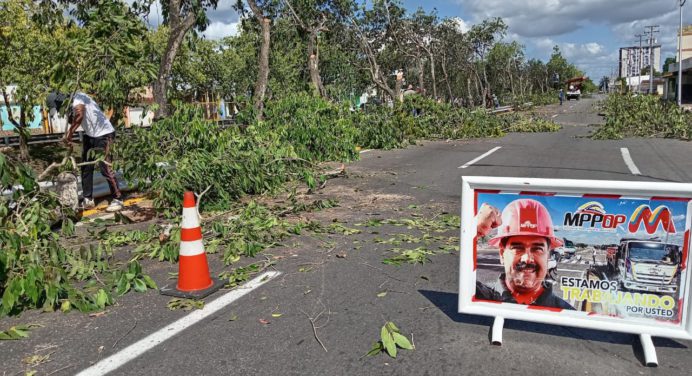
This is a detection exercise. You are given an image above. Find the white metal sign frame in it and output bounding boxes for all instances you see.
[459,176,692,366]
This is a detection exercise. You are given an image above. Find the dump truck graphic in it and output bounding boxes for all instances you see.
[608,239,681,294]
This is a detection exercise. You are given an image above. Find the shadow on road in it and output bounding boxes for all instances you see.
[418,289,688,353]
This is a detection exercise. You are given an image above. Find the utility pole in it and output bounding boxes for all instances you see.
[645,25,660,94]
[635,34,644,93]
[678,0,687,106]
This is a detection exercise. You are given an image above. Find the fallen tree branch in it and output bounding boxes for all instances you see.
[112,319,138,349]
[300,300,330,353]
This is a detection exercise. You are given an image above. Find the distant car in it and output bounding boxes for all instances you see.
[556,238,577,258]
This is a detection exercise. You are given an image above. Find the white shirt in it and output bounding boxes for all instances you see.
[72,92,115,137]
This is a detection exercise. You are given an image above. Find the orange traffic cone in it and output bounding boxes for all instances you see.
[160,191,222,299]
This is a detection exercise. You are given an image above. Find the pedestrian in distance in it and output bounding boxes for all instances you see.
[47,91,124,212]
[475,199,575,309]
[592,248,597,265]
[403,84,417,97]
[559,89,565,106]
[492,93,500,108]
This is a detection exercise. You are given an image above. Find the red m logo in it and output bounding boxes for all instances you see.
[628,205,677,234]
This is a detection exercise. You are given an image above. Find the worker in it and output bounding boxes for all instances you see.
[475,200,575,309]
[559,89,565,106]
[47,91,123,212]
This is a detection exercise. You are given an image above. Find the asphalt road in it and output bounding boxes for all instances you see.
[3,96,692,376]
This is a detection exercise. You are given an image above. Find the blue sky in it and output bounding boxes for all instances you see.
[139,1,692,79]
[477,193,689,247]
[399,0,692,79]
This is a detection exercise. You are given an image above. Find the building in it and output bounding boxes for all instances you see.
[619,45,661,78]
[663,57,692,107]
[678,25,692,62]
[662,25,692,107]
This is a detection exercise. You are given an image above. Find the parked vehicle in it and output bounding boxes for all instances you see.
[608,238,681,294]
[565,76,587,101]
[556,238,577,258]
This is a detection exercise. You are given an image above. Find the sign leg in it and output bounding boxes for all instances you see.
[491,316,504,346]
[639,334,658,367]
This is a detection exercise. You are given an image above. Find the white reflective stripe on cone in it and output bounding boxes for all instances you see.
[180,239,205,257]
[181,207,199,229]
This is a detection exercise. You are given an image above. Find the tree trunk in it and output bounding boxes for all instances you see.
[352,22,396,101]
[508,59,515,97]
[441,53,453,102]
[247,0,272,119]
[18,107,29,161]
[2,88,29,160]
[426,50,437,99]
[307,31,326,98]
[153,11,196,119]
[466,77,474,108]
[416,48,425,93]
[254,17,271,119]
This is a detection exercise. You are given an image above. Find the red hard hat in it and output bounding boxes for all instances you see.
[488,199,563,248]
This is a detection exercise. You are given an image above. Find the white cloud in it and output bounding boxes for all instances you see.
[202,21,240,40]
[456,0,689,78]
[451,17,471,33]
[126,0,240,36]
[457,0,681,38]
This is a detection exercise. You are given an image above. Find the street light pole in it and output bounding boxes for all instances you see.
[679,0,687,106]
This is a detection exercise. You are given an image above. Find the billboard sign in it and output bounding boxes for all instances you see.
[459,177,692,340]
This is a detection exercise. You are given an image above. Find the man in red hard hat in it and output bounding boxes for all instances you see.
[475,199,574,309]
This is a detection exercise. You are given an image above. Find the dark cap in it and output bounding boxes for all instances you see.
[46,91,69,111]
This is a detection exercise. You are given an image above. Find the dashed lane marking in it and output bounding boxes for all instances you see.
[459,146,502,169]
[620,147,641,175]
[75,271,281,376]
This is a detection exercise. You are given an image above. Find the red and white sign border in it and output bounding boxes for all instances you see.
[459,176,692,343]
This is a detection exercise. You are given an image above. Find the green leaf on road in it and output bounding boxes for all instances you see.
[0,324,42,340]
[392,332,413,350]
[381,325,397,358]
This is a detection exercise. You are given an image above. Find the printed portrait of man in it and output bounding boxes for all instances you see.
[475,198,575,310]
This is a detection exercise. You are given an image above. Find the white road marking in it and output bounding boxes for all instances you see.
[76,271,281,376]
[459,147,502,169]
[551,114,558,118]
[620,147,641,175]
[359,149,373,154]
[558,269,587,273]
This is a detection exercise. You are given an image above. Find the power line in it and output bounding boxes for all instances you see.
[644,25,660,94]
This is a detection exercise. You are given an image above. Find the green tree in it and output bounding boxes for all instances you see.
[467,18,507,106]
[283,0,351,98]
[52,0,156,126]
[663,57,676,73]
[133,0,220,118]
[547,45,581,88]
[0,0,56,160]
